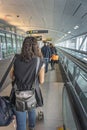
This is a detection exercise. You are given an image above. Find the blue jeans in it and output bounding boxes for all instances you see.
[44,58,49,73]
[15,109,36,130]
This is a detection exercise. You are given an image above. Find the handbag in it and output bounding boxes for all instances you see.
[15,57,40,111]
[0,96,14,126]
[15,90,36,111]
[51,54,59,61]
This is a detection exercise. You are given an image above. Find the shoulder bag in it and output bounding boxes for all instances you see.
[15,57,40,111]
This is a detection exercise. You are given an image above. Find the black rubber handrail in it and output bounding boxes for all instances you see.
[58,46,87,55]
[63,86,82,130]
[0,54,17,91]
[58,48,87,129]
[57,48,87,73]
[65,82,87,130]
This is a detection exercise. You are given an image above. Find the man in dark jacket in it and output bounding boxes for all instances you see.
[41,41,51,73]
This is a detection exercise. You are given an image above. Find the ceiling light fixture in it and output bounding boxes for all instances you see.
[68,31,71,34]
[64,34,67,36]
[74,25,79,29]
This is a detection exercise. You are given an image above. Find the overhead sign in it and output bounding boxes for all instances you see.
[26,30,48,34]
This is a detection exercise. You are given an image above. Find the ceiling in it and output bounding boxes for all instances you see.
[0,0,87,43]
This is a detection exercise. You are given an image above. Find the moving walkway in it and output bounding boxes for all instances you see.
[0,47,87,130]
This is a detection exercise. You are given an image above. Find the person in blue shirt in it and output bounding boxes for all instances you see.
[41,41,51,73]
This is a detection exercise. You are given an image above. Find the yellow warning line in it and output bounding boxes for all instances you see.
[58,127,64,130]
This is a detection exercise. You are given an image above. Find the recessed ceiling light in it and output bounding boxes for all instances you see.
[68,31,71,34]
[64,34,67,36]
[74,25,79,29]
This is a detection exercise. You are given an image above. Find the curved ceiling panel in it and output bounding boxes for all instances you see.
[0,0,87,43]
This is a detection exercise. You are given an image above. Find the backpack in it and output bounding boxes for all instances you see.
[0,96,14,126]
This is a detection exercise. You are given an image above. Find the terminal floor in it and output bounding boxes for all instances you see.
[0,64,64,130]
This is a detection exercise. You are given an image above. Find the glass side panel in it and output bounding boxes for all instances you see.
[63,48,87,63]
[68,60,74,75]
[63,87,79,130]
[75,70,87,111]
[76,70,87,93]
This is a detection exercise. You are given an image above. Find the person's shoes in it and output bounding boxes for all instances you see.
[29,127,35,130]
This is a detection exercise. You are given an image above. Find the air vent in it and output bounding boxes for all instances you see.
[5,15,12,17]
[72,3,82,16]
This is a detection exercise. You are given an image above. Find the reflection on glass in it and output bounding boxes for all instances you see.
[68,60,74,75]
[76,71,87,93]
[63,87,78,130]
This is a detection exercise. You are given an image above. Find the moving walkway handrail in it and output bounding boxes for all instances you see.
[57,48,87,73]
[0,55,16,91]
[58,46,87,55]
[63,86,82,130]
[58,48,87,129]
[65,82,87,130]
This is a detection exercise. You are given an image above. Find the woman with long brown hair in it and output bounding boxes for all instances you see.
[10,36,45,130]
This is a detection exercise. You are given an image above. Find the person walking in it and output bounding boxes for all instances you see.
[10,36,45,130]
[41,41,51,73]
[50,43,57,70]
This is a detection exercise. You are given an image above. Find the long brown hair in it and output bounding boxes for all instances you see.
[21,36,42,61]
